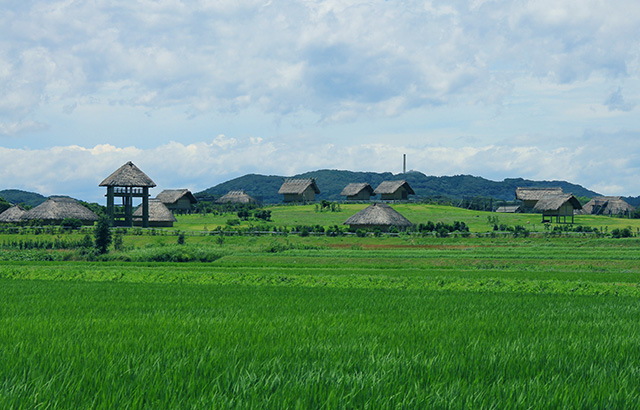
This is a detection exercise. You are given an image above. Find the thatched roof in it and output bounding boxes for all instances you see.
[533,194,582,212]
[155,189,197,205]
[374,180,415,195]
[495,205,521,213]
[344,203,413,228]
[340,183,375,197]
[22,197,98,223]
[278,179,320,195]
[515,187,563,201]
[133,200,177,222]
[0,205,26,223]
[216,190,258,204]
[582,196,635,215]
[99,161,156,187]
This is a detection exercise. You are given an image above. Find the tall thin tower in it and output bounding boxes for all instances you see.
[403,154,406,174]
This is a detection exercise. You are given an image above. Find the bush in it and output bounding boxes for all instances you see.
[60,218,83,230]
[356,229,367,238]
[93,215,112,254]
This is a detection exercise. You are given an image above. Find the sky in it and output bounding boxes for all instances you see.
[1,0,639,203]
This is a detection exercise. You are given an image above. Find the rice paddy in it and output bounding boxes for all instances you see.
[2,206,640,408]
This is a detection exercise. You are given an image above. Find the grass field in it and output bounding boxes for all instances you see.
[2,205,640,408]
[174,203,640,233]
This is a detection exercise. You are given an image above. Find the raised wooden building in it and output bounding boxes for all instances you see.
[374,180,415,201]
[278,179,320,203]
[100,161,156,227]
[340,183,375,201]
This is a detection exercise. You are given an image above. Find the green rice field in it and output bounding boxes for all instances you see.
[2,206,640,409]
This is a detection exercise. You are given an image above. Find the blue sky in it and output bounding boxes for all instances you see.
[1,0,639,202]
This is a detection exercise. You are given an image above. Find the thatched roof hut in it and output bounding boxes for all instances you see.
[99,161,156,187]
[374,180,415,201]
[581,196,635,216]
[533,194,582,223]
[278,179,320,203]
[0,205,26,223]
[21,197,98,225]
[515,187,564,212]
[344,203,413,231]
[133,200,177,227]
[340,183,375,201]
[216,190,258,204]
[155,189,198,212]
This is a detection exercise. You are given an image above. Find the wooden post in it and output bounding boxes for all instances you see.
[142,187,149,228]
[106,186,114,224]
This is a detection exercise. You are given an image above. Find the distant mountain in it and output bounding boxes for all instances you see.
[195,170,602,204]
[0,189,48,207]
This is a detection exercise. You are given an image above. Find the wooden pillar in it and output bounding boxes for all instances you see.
[142,187,149,228]
[125,187,132,227]
[106,186,115,224]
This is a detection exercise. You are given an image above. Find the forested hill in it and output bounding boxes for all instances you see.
[196,170,602,204]
[0,189,47,207]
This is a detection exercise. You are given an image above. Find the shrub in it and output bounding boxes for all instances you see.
[60,218,83,230]
[94,215,112,254]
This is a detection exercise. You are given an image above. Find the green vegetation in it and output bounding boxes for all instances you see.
[2,204,640,408]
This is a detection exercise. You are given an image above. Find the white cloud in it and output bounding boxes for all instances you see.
[0,0,639,200]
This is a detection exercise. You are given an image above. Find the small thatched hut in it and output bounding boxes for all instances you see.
[216,190,258,204]
[515,187,564,212]
[344,203,413,232]
[278,179,320,203]
[581,196,635,216]
[0,205,26,223]
[100,161,156,227]
[533,194,582,223]
[133,200,177,227]
[155,189,198,212]
[374,180,415,201]
[340,183,375,201]
[21,197,98,225]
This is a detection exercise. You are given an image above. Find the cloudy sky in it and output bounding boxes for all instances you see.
[1,0,639,202]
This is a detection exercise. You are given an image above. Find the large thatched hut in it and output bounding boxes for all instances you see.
[533,194,582,223]
[100,161,156,227]
[344,203,413,232]
[515,187,564,212]
[21,197,98,225]
[133,200,177,227]
[374,180,415,201]
[0,205,26,223]
[340,183,375,201]
[278,179,320,203]
[216,190,258,204]
[581,196,635,216]
[155,189,198,212]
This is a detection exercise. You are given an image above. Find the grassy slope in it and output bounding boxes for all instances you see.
[174,203,640,233]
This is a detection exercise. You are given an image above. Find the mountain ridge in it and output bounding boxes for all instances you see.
[195,170,606,204]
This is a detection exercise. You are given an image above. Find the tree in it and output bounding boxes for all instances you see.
[94,215,112,254]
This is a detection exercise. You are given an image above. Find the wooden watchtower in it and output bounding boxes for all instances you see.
[99,161,156,227]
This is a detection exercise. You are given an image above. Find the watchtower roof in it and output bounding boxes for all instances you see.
[99,161,156,187]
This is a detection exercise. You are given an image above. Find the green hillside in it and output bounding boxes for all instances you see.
[196,170,601,204]
[0,189,47,207]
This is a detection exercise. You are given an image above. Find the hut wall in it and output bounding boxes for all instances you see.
[521,200,538,212]
[283,193,302,203]
[380,188,408,201]
[166,198,192,211]
[283,187,316,203]
[347,191,371,201]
